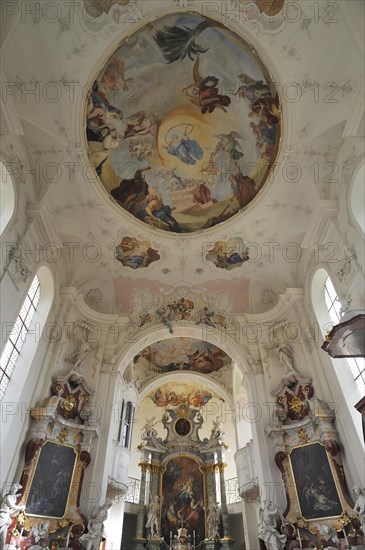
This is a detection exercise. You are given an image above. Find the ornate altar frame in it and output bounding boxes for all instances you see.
[8,372,100,547]
[266,373,354,537]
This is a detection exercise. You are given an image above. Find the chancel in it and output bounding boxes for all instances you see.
[0,1,364,550]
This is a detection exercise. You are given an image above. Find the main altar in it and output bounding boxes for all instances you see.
[131,404,235,550]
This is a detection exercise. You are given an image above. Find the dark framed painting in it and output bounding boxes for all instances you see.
[289,442,343,520]
[161,456,205,543]
[25,440,77,518]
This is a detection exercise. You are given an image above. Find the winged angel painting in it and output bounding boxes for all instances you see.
[86,13,281,232]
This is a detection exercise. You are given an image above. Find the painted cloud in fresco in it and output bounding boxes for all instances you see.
[86,12,281,233]
[134,338,232,375]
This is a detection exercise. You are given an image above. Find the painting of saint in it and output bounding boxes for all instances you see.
[25,441,77,518]
[289,442,343,520]
[161,457,205,543]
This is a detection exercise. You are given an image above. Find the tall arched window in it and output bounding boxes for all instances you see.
[324,276,365,396]
[0,275,40,398]
[0,161,16,235]
[0,266,54,401]
[122,401,134,449]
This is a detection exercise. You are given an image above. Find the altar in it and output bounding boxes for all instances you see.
[131,404,235,550]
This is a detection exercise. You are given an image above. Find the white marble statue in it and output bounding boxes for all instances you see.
[211,417,224,439]
[0,484,25,549]
[206,497,219,540]
[258,500,287,550]
[79,501,112,550]
[145,495,160,538]
[66,340,90,371]
[274,340,295,373]
[353,486,365,533]
[141,417,158,439]
[30,520,50,544]
[316,523,339,544]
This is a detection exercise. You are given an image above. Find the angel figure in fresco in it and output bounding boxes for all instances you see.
[213,132,246,162]
[100,56,141,92]
[123,111,158,139]
[183,56,231,114]
[235,73,271,102]
[164,123,203,166]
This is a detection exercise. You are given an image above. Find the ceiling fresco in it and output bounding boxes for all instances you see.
[147,381,223,408]
[115,236,160,269]
[206,237,249,270]
[134,338,232,375]
[86,12,281,233]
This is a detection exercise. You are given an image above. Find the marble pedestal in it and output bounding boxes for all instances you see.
[131,537,147,550]
[220,537,235,550]
[144,537,162,550]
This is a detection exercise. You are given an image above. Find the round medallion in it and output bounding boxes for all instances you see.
[175,417,191,436]
[86,12,281,233]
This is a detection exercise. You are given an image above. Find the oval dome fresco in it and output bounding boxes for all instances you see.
[86,13,281,233]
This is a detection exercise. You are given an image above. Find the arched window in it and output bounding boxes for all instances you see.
[0,161,16,235]
[324,276,365,396]
[121,401,134,449]
[0,265,54,402]
[117,399,125,443]
[0,275,40,398]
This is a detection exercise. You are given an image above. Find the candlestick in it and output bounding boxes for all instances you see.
[297,526,302,549]
[343,528,349,547]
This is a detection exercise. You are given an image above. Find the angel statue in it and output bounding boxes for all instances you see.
[258,500,287,550]
[79,501,112,550]
[30,520,50,544]
[0,483,25,548]
[141,417,158,440]
[353,486,365,533]
[315,523,339,544]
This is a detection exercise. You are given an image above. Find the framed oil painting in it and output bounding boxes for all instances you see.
[288,442,343,521]
[161,456,205,543]
[25,441,77,518]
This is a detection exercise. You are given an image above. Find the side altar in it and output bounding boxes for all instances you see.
[131,404,235,550]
